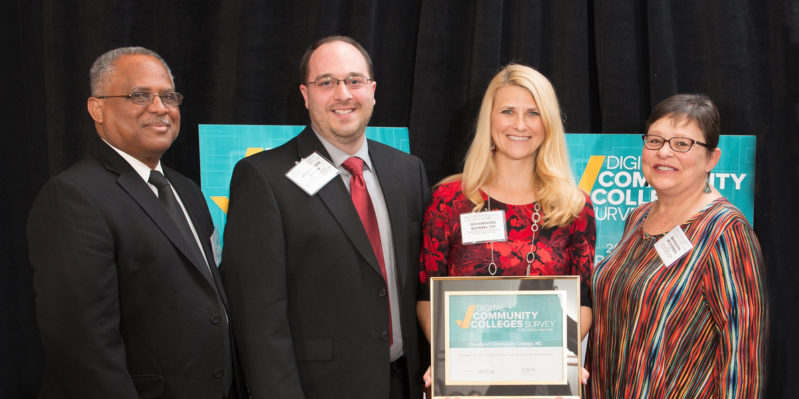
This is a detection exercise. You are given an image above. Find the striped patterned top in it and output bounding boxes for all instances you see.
[589,197,766,398]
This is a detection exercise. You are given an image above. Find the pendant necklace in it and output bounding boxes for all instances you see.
[485,190,541,276]
[525,202,541,276]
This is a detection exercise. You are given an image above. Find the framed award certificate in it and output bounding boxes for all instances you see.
[430,276,582,398]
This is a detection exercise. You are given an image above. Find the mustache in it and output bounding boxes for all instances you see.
[142,117,171,126]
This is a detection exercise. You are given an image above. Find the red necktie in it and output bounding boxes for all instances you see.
[341,156,392,344]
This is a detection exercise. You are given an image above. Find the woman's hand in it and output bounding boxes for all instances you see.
[423,365,432,387]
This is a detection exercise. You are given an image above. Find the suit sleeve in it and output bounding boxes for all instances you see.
[27,178,139,398]
[221,157,305,398]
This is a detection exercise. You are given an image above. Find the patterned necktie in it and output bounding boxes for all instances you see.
[341,157,392,344]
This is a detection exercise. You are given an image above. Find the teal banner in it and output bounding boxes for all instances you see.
[198,127,755,260]
[198,124,410,243]
[566,134,755,263]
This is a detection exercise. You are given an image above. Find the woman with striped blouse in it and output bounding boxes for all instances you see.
[589,94,766,397]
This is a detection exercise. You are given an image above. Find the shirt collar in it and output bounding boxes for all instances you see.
[101,139,163,181]
[311,127,373,172]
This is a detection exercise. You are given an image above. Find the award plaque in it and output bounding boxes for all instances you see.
[430,276,582,398]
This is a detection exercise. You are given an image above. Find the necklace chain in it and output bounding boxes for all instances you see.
[486,191,541,276]
[525,203,541,276]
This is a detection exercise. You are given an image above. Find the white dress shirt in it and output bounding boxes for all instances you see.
[312,130,404,361]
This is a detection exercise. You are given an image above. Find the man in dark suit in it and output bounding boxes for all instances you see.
[222,36,430,398]
[27,47,239,399]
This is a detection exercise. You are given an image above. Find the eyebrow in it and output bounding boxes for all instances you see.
[500,104,539,111]
[313,72,368,79]
[129,86,176,93]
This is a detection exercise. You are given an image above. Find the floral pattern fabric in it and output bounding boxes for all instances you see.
[418,180,595,305]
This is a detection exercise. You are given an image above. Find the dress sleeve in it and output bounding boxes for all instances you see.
[702,218,767,398]
[570,197,596,308]
[418,185,455,300]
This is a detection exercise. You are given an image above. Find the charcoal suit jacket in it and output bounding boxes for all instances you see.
[28,138,239,399]
[222,127,430,398]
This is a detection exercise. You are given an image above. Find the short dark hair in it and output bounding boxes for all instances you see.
[299,35,374,83]
[646,93,720,150]
[90,47,173,96]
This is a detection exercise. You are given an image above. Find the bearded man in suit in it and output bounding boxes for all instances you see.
[222,36,430,398]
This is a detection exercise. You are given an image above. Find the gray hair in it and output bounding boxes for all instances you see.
[89,47,174,96]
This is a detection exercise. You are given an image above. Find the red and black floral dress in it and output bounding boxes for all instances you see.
[418,180,596,306]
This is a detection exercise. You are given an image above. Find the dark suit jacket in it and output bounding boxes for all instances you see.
[28,138,237,399]
[222,127,431,398]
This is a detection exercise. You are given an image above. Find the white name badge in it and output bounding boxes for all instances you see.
[210,228,222,267]
[654,225,694,267]
[460,210,507,245]
[285,152,340,196]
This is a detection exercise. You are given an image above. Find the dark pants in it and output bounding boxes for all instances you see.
[390,356,410,399]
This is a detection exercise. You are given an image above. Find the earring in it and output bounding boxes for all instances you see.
[703,174,712,193]
[490,141,496,151]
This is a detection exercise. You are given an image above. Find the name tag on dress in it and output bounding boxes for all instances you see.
[654,225,694,267]
[460,210,507,245]
[285,152,340,195]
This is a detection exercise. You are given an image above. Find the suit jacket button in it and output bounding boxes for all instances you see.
[210,314,221,324]
[378,288,387,297]
[213,368,224,379]
[379,330,389,340]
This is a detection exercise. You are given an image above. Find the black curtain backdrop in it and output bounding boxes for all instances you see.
[3,0,796,397]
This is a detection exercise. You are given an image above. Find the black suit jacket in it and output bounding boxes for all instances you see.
[222,127,430,398]
[28,138,238,399]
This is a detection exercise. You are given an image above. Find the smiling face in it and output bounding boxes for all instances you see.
[299,40,376,152]
[489,85,546,164]
[87,54,180,168]
[642,115,721,199]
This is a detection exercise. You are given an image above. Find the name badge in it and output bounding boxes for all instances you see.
[210,228,222,267]
[460,210,507,245]
[285,152,340,195]
[654,225,694,267]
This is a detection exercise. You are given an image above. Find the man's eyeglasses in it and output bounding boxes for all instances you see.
[305,75,373,91]
[642,134,708,153]
[96,92,184,107]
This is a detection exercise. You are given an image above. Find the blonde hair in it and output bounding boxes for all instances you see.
[442,64,585,228]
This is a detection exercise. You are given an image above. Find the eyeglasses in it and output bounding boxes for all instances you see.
[642,134,708,153]
[95,91,184,107]
[305,75,373,91]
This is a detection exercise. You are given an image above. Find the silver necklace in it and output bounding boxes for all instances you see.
[486,191,541,276]
[525,203,541,276]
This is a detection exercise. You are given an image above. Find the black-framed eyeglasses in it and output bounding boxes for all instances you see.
[642,134,708,153]
[95,91,183,107]
[305,75,373,91]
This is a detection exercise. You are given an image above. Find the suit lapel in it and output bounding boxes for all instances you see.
[91,141,217,288]
[167,168,228,302]
[295,129,384,278]
[369,143,409,289]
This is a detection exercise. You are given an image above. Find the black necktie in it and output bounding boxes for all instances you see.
[148,170,232,391]
[148,170,213,282]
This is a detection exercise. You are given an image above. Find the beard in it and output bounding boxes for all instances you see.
[311,101,374,146]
